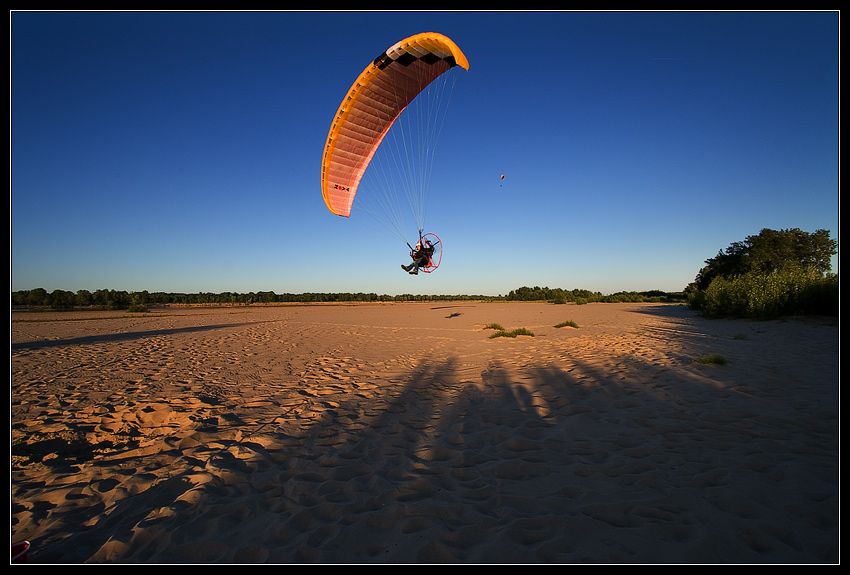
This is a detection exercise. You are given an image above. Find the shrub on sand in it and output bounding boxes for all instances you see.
[489,327,535,339]
[692,353,727,365]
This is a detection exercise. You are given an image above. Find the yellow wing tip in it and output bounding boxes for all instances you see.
[404,32,469,71]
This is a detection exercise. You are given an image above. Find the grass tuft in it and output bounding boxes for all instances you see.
[692,353,727,365]
[555,320,579,329]
[489,327,535,339]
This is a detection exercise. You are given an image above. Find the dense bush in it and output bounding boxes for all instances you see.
[692,268,838,319]
[687,228,838,319]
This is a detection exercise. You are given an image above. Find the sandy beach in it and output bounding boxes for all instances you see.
[10,302,838,563]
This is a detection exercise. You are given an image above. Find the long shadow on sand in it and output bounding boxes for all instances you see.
[11,323,252,351]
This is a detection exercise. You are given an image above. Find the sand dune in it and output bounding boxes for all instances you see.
[11,302,838,563]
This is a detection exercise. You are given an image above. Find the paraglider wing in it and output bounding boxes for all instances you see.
[321,33,469,218]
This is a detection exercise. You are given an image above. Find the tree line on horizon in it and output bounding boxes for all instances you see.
[504,286,685,304]
[11,228,837,320]
[9,285,687,310]
[10,289,502,309]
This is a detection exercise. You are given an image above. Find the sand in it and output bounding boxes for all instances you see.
[10,302,839,563]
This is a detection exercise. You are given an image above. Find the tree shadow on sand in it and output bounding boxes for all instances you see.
[253,312,837,563]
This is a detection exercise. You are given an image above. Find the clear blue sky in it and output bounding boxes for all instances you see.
[11,11,839,296]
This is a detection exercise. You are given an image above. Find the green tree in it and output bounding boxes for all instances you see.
[26,288,49,306]
[130,290,150,306]
[693,228,836,290]
[49,289,76,308]
[76,289,93,307]
[688,228,838,318]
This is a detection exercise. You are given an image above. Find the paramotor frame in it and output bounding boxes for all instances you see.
[412,233,442,273]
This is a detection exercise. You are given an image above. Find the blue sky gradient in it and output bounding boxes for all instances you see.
[11,11,839,296]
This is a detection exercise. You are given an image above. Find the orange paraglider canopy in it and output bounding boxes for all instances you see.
[321,33,469,218]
